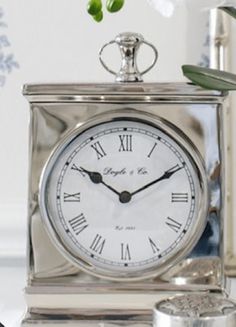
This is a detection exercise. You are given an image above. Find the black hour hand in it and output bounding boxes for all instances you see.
[79,167,102,184]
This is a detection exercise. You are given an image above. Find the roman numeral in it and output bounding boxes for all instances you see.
[68,213,88,235]
[147,142,157,158]
[63,192,81,202]
[119,135,133,152]
[171,193,188,203]
[121,243,131,261]
[91,141,107,160]
[148,237,160,254]
[166,217,182,233]
[90,234,106,254]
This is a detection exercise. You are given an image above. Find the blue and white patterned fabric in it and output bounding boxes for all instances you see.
[0,7,18,88]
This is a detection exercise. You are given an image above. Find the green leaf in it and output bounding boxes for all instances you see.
[220,6,236,19]
[106,0,124,13]
[93,10,103,22]
[87,0,102,15]
[182,65,236,91]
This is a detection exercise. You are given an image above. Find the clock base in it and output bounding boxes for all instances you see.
[22,311,153,327]
[21,289,227,327]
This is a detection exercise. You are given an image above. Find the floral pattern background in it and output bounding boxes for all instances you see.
[0,7,18,88]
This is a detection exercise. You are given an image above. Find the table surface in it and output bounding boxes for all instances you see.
[2,264,236,327]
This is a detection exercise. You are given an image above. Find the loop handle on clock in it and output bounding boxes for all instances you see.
[99,32,158,83]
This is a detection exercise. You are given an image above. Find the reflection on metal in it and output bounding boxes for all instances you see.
[160,257,221,285]
[153,294,236,327]
[210,10,235,276]
[22,82,227,326]
[209,9,230,70]
[99,32,158,83]
[22,311,153,327]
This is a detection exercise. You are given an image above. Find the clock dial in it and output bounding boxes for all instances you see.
[40,113,208,280]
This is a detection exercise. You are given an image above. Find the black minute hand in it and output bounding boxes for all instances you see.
[79,167,121,197]
[131,164,184,197]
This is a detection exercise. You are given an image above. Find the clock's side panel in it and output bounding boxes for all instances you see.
[26,101,226,312]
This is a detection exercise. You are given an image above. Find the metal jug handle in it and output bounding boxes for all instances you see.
[99,32,158,82]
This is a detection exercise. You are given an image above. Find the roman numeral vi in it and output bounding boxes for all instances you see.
[121,243,131,261]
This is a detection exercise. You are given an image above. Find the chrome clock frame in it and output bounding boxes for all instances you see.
[22,82,228,327]
[39,110,209,282]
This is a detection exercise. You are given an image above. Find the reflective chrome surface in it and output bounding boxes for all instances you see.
[23,82,227,326]
[38,110,209,282]
[99,32,158,82]
[209,9,235,277]
[22,311,153,327]
[23,82,224,101]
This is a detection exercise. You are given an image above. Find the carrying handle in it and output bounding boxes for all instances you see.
[99,40,117,76]
[99,32,158,82]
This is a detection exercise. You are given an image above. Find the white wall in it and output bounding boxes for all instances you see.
[0,0,208,260]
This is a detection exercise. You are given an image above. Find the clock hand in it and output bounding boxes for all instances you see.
[79,167,121,197]
[131,164,184,197]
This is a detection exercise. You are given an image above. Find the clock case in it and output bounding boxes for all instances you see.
[22,34,229,327]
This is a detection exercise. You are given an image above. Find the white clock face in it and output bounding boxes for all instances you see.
[40,113,208,280]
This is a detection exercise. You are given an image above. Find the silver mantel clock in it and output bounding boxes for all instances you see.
[22,33,228,327]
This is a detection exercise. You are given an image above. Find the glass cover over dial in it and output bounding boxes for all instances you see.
[40,112,208,280]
